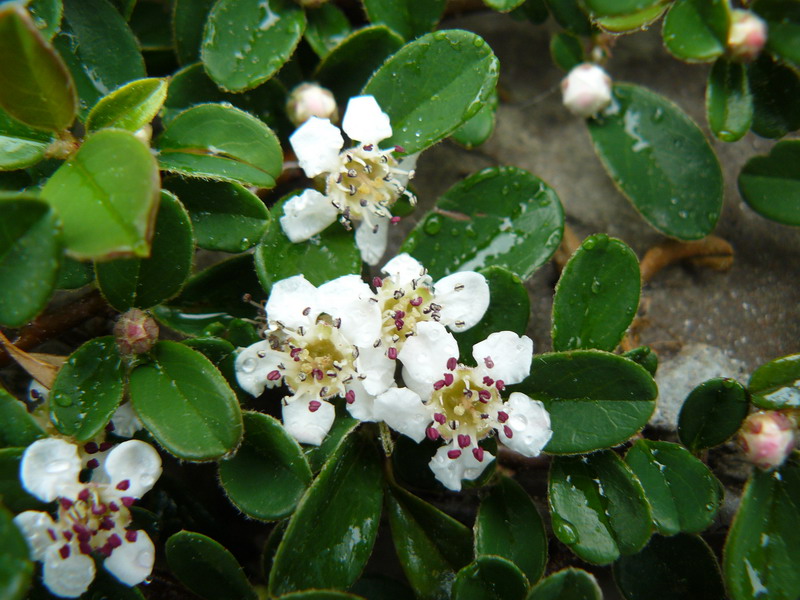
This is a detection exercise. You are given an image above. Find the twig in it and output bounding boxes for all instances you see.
[639,235,734,283]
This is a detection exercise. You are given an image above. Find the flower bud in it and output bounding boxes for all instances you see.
[727,10,768,62]
[113,309,159,355]
[739,411,796,470]
[286,83,339,126]
[561,63,613,118]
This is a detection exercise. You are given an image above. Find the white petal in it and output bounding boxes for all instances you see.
[43,545,95,598]
[472,332,533,385]
[280,189,339,243]
[103,440,162,499]
[13,511,56,561]
[317,275,381,347]
[398,321,458,396]
[283,395,335,446]
[234,340,285,397]
[428,444,495,492]
[381,253,428,287]
[289,117,343,177]
[342,95,392,144]
[110,403,143,438]
[498,393,553,457]
[104,531,155,587]
[373,387,432,443]
[356,344,395,396]
[266,275,319,330]
[355,215,389,266]
[344,377,376,422]
[20,438,82,502]
[394,153,419,187]
[435,271,490,332]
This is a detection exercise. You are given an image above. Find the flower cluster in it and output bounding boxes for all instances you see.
[14,438,162,598]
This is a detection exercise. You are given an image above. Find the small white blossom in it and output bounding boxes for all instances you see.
[728,10,768,62]
[14,438,162,597]
[561,63,613,118]
[283,95,417,265]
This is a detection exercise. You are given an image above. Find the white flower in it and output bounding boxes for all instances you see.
[234,274,394,445]
[109,403,143,439]
[728,10,768,62]
[282,95,417,265]
[561,63,612,118]
[14,438,162,597]
[373,322,552,491]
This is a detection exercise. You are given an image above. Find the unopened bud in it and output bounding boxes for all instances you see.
[727,10,768,62]
[286,83,338,126]
[739,411,796,470]
[561,63,612,119]
[113,309,159,355]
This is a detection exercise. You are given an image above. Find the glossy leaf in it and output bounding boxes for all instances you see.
[452,556,528,600]
[85,77,168,132]
[363,0,446,40]
[706,58,753,142]
[401,167,564,280]
[615,534,726,600]
[662,0,729,62]
[0,387,44,448]
[451,88,497,149]
[0,197,61,327]
[583,0,661,17]
[747,54,800,139]
[0,503,33,600]
[588,83,723,240]
[172,0,216,65]
[182,336,244,400]
[56,257,94,289]
[754,0,800,70]
[129,341,243,461]
[0,4,76,130]
[595,3,668,32]
[50,336,124,440]
[0,108,55,170]
[484,0,527,12]
[514,350,657,454]
[166,531,257,600]
[544,0,592,35]
[625,440,722,535]
[304,3,350,58]
[156,103,282,188]
[21,0,63,39]
[41,129,160,260]
[95,191,193,311]
[748,353,800,410]
[738,141,800,227]
[269,433,383,595]
[201,0,306,92]
[527,568,601,600]
[386,484,473,600]
[622,346,658,376]
[549,450,652,565]
[475,476,547,584]
[363,29,499,154]
[219,412,312,521]
[164,177,269,252]
[550,32,584,71]
[552,234,640,352]
[677,377,749,452]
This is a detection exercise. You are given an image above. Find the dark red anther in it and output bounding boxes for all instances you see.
[504,425,513,439]
[433,380,446,391]
[495,380,505,391]
[410,296,423,306]
[92,503,107,515]
[87,459,99,469]
[105,421,115,433]
[434,413,446,424]
[391,216,401,224]
[267,370,282,381]
[395,319,405,330]
[100,518,115,531]
[121,497,135,507]
[290,347,302,358]
[84,442,99,454]
[63,530,73,541]
[116,479,130,491]
[426,427,440,441]
[394,310,405,319]
[483,376,494,386]
[497,411,509,423]
[59,498,73,510]
[78,488,90,502]
[313,368,324,381]
[387,347,398,360]
[473,446,485,462]
[443,373,454,386]
[457,434,470,449]
[372,276,383,288]
[107,534,122,549]
[447,449,462,459]
[484,356,495,368]
[99,442,113,452]
[59,544,71,559]
[109,502,120,512]
[98,543,112,557]
[308,400,322,413]
[447,357,458,371]
[478,390,492,402]
[395,145,406,153]
[346,390,356,404]
[79,541,92,555]
[48,528,57,541]
[125,529,138,543]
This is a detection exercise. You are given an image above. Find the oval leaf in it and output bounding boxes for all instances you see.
[677,377,749,452]
[0,387,44,448]
[527,568,602,600]
[451,88,498,150]
[583,0,661,17]
[86,77,168,132]
[0,108,55,170]
[363,0,446,40]
[550,32,585,72]
[738,140,800,227]
[754,0,800,70]
[172,0,216,65]
[304,3,350,58]
[25,0,63,40]
[747,54,800,139]
[748,353,800,410]
[545,0,593,35]
[595,3,668,32]
[662,0,729,62]
[588,83,723,240]
[0,503,33,600]
[129,341,243,460]
[706,58,753,143]
[452,556,528,600]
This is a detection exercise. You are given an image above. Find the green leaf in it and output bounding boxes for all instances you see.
[163,176,269,252]
[706,58,753,142]
[514,0,549,24]
[526,568,601,600]
[583,0,661,17]
[41,128,160,260]
[550,32,584,71]
[85,77,168,132]
[0,4,76,130]
[549,450,652,565]
[753,0,800,70]
[17,0,63,40]
[748,353,800,409]
[303,405,358,473]
[54,0,145,117]
[738,140,800,226]
[129,1,172,51]
[552,234,640,352]
[0,387,44,448]
[56,257,93,289]
[166,531,258,600]
[0,197,61,327]
[615,534,726,600]
[513,350,657,454]
[255,194,360,291]
[723,459,800,600]
[484,0,527,12]
[677,377,749,452]
[386,485,473,600]
[201,0,306,93]
[305,3,350,58]
[269,433,383,596]
[156,103,283,188]
[219,412,312,520]
[662,0,730,62]
[0,108,55,170]
[172,0,216,65]
[401,167,564,280]
[50,336,125,440]
[625,440,722,535]
[452,556,528,600]
[129,341,243,460]
[362,0,446,40]
[0,447,45,512]
[451,88,497,150]
[363,29,499,154]
[588,83,723,240]
[0,503,33,600]
[279,593,366,600]
[594,3,668,32]
[622,346,658,376]
[544,0,592,35]
[475,476,547,584]
[747,54,800,139]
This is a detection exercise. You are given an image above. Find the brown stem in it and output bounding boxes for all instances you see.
[639,235,734,283]
[553,224,582,272]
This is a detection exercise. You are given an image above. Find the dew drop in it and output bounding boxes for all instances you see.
[423,215,442,235]
[240,357,257,373]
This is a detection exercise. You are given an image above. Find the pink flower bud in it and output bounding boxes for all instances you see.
[727,10,768,62]
[561,63,613,119]
[113,309,159,355]
[739,411,796,470]
[286,83,339,126]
